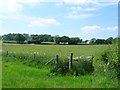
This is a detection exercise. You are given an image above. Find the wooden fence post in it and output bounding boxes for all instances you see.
[69,53,73,70]
[55,54,58,67]
[6,51,8,57]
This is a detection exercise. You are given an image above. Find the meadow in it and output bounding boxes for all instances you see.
[2,44,119,88]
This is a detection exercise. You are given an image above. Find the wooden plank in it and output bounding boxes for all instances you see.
[45,57,55,65]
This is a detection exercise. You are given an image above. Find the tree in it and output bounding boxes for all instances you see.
[43,34,51,42]
[55,37,60,44]
[48,36,54,42]
[95,39,107,44]
[53,35,60,44]
[60,36,70,44]
[106,37,113,44]
[84,40,89,44]
[29,34,44,44]
[23,34,30,40]
[2,33,16,41]
[14,34,26,44]
[68,37,80,45]
[90,38,96,44]
[79,39,82,43]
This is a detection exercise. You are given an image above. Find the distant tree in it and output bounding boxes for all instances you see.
[60,36,70,44]
[68,37,80,45]
[23,34,30,40]
[29,34,44,44]
[84,40,89,43]
[106,37,113,44]
[55,37,60,44]
[54,35,60,44]
[2,33,16,41]
[79,39,83,43]
[95,39,107,44]
[43,34,51,42]
[90,38,96,44]
[48,36,54,42]
[14,34,26,44]
[54,35,60,42]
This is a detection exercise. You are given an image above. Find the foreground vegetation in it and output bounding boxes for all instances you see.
[2,59,118,88]
[2,44,119,88]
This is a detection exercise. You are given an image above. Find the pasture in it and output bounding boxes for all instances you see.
[2,44,119,88]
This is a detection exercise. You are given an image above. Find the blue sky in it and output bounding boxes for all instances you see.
[0,0,118,40]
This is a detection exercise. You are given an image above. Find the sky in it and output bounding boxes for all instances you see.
[0,0,119,40]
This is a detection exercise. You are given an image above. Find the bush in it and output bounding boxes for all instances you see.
[101,38,119,79]
[50,59,69,76]
[50,57,94,76]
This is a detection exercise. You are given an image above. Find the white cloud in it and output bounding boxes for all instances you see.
[0,0,43,14]
[0,0,118,14]
[106,26,118,31]
[81,25,118,33]
[63,0,98,5]
[15,14,61,27]
[0,0,23,13]
[0,12,61,28]
[81,25,102,33]
[18,0,43,4]
[80,25,118,39]
[63,0,118,5]
[66,0,118,20]
[28,18,61,27]
[68,0,118,18]
[66,13,92,19]
[70,6,97,12]
[96,0,118,3]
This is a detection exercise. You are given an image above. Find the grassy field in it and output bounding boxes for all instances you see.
[2,45,111,58]
[2,44,119,88]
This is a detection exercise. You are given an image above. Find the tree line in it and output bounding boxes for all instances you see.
[1,33,115,45]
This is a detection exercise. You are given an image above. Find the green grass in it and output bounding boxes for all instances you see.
[2,59,118,88]
[2,45,111,58]
[2,44,119,88]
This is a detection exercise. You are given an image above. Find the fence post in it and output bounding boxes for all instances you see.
[55,54,58,67]
[6,51,8,57]
[69,53,73,70]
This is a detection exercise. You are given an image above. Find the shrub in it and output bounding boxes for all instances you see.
[50,59,69,76]
[101,38,119,79]
[50,57,94,76]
